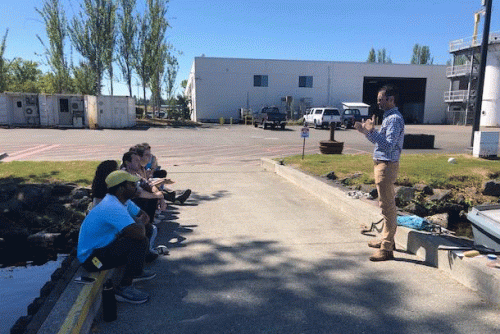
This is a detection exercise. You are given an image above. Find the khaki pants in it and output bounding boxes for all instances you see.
[373,160,399,251]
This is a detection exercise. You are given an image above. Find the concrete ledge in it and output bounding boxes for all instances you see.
[37,267,113,334]
[261,158,383,226]
[262,157,500,307]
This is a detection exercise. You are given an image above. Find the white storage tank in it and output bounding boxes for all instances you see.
[480,43,500,126]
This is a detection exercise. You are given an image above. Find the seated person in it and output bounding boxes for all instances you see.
[91,159,161,261]
[133,144,191,204]
[122,151,167,222]
[77,171,155,304]
[141,142,166,178]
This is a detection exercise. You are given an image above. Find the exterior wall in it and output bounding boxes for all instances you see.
[96,96,136,128]
[0,93,135,129]
[187,57,449,124]
[0,94,9,125]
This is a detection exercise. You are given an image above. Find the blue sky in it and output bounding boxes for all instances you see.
[1,0,499,97]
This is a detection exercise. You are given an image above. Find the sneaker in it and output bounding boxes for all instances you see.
[369,249,394,262]
[115,285,149,304]
[132,269,157,283]
[164,191,176,203]
[176,189,191,204]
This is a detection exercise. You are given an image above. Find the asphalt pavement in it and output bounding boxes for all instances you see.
[92,164,500,334]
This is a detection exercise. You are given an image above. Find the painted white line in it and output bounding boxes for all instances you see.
[2,144,61,162]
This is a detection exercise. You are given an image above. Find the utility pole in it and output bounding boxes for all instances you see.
[471,0,493,146]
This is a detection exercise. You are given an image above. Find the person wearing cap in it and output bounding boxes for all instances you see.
[77,170,156,304]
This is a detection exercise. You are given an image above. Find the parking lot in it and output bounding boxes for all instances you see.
[0,124,488,166]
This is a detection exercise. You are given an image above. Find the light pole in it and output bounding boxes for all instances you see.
[471,0,493,146]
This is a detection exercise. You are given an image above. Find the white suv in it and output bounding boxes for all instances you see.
[304,107,341,129]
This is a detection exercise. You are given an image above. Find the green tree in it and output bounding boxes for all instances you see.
[117,0,137,97]
[72,61,97,95]
[0,29,9,93]
[36,0,71,94]
[164,53,178,104]
[103,0,117,95]
[69,0,116,95]
[411,44,433,64]
[377,48,392,63]
[367,47,376,63]
[134,0,170,115]
[7,58,43,93]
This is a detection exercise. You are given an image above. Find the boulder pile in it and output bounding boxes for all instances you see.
[0,179,90,266]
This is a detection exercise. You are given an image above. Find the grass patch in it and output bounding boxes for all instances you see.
[0,161,102,186]
[280,153,500,189]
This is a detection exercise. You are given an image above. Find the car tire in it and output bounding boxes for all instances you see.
[263,123,268,130]
[280,124,285,130]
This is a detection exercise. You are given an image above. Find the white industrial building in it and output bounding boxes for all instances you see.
[185,57,449,124]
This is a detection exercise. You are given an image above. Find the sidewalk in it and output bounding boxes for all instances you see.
[75,164,500,333]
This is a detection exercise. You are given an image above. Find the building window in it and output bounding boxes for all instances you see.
[254,75,268,87]
[299,76,313,88]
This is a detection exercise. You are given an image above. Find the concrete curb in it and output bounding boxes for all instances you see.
[37,268,113,334]
[261,157,500,307]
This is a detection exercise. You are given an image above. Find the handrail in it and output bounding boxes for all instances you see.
[444,90,476,102]
[449,31,500,52]
[446,64,478,77]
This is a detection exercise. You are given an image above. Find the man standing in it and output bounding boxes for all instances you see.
[77,170,156,303]
[354,85,405,261]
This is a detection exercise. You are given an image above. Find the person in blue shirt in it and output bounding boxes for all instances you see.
[354,85,405,261]
[77,170,156,304]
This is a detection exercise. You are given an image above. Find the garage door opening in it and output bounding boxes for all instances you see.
[363,77,427,124]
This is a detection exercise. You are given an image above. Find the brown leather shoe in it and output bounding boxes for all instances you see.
[368,239,382,248]
[369,249,394,261]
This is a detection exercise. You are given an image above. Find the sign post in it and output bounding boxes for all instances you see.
[300,127,309,159]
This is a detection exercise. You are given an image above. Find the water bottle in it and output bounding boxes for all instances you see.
[102,279,117,322]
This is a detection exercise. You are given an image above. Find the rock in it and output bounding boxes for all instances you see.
[359,184,378,199]
[425,213,449,229]
[324,171,337,180]
[27,231,61,248]
[482,180,500,196]
[413,183,433,195]
[51,183,77,197]
[0,197,23,213]
[17,184,52,210]
[403,202,429,217]
[427,189,452,202]
[0,181,18,202]
[340,172,363,185]
[70,187,90,200]
[395,186,416,206]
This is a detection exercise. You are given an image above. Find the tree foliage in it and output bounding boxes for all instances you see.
[367,47,392,63]
[367,47,376,63]
[134,0,171,113]
[7,58,43,93]
[411,44,433,64]
[0,29,9,93]
[36,0,71,93]
[69,0,116,95]
[377,48,392,63]
[117,0,137,97]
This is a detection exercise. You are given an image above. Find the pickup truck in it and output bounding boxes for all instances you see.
[304,107,341,129]
[253,107,287,130]
[341,108,371,128]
